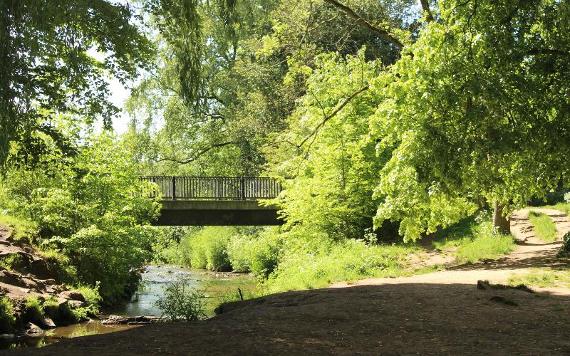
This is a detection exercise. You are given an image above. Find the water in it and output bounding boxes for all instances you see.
[2,265,257,349]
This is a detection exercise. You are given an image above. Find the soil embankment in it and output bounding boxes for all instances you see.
[5,208,570,355]
[0,225,89,337]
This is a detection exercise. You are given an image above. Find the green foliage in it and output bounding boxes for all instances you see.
[0,0,153,166]
[268,50,386,241]
[509,268,570,289]
[0,254,24,271]
[528,212,558,243]
[151,227,196,264]
[1,132,161,303]
[184,227,233,271]
[433,218,515,264]
[74,285,103,315]
[371,0,570,240]
[265,234,416,293]
[0,297,15,333]
[155,277,206,321]
[227,229,282,278]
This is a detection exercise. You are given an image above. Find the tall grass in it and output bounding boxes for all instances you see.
[432,219,515,264]
[545,203,570,216]
[264,239,417,293]
[509,268,570,289]
[528,211,557,242]
[0,214,37,241]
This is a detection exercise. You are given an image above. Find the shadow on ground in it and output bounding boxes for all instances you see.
[6,283,570,355]
[448,247,570,272]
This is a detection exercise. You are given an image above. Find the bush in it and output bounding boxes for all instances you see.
[0,133,161,304]
[183,227,234,271]
[0,297,15,333]
[265,237,415,293]
[227,229,282,278]
[64,224,155,303]
[155,277,206,321]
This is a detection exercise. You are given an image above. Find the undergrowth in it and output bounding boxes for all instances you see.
[509,268,570,289]
[432,218,515,264]
[528,211,557,242]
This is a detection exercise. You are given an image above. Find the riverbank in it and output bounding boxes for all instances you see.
[0,223,99,340]
[6,207,569,355]
[7,281,570,355]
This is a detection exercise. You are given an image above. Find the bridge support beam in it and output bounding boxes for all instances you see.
[154,200,283,226]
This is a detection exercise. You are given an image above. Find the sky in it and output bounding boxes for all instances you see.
[108,77,132,134]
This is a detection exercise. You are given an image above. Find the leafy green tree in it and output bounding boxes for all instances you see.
[2,130,161,302]
[266,50,385,239]
[128,0,419,176]
[371,0,570,239]
[0,0,153,166]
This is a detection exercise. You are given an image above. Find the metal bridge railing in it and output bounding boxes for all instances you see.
[140,176,282,201]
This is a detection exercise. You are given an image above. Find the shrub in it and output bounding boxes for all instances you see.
[227,229,282,278]
[75,284,102,315]
[155,277,206,321]
[184,227,233,271]
[0,297,15,333]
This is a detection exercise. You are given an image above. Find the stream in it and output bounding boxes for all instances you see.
[2,265,257,349]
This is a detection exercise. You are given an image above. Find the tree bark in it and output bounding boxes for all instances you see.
[418,0,434,22]
[493,203,510,235]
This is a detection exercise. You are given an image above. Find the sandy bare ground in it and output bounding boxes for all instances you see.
[6,208,570,356]
[333,207,570,296]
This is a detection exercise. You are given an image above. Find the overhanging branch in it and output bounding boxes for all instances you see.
[323,0,403,49]
[298,85,369,148]
[156,141,237,164]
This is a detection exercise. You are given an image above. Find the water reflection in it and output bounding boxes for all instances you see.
[1,265,257,349]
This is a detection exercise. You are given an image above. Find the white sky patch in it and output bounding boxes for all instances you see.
[86,47,133,134]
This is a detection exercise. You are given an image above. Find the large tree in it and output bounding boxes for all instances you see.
[0,0,153,166]
[371,0,570,239]
[129,0,417,175]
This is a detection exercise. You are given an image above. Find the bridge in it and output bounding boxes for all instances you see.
[141,176,283,226]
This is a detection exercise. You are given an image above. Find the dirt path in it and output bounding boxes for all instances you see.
[332,208,570,295]
[7,209,570,356]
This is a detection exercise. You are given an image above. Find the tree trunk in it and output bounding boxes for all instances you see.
[493,203,510,235]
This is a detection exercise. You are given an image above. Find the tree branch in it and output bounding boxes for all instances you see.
[322,0,403,49]
[419,0,434,22]
[156,141,237,164]
[299,85,369,148]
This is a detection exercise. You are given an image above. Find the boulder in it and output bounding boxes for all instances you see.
[60,290,86,302]
[24,322,44,338]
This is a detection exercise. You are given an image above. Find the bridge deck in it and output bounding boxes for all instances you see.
[141,177,283,226]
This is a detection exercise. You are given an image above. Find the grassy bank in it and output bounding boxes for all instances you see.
[528,211,558,242]
[509,268,570,289]
[156,214,517,297]
[431,219,516,263]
